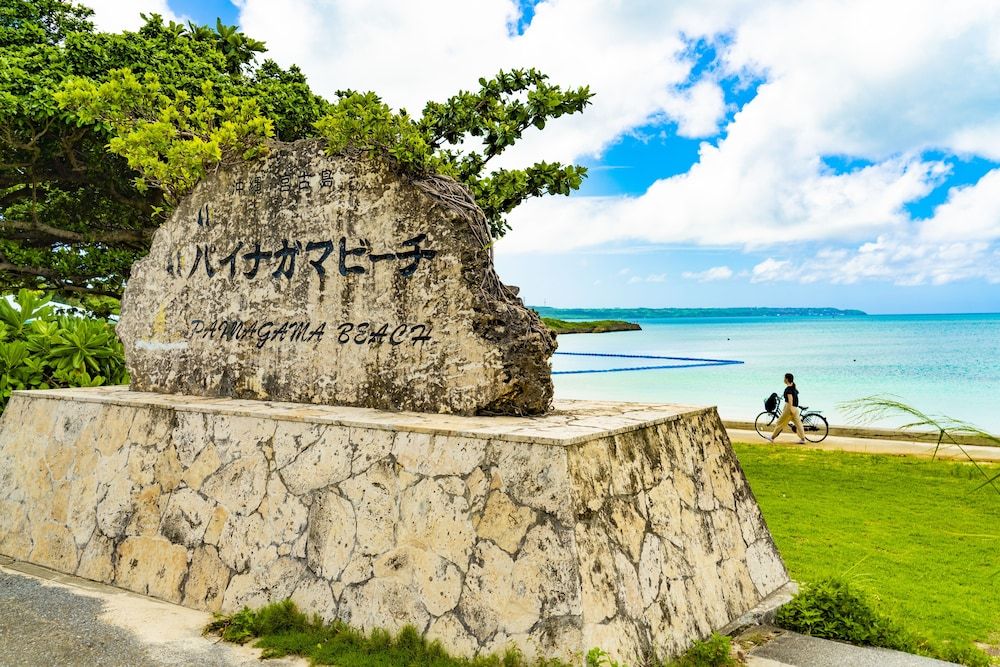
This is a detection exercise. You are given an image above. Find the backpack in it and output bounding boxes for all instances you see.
[764,392,778,412]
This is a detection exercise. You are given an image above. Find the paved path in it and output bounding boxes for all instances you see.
[0,558,304,667]
[0,558,966,667]
[728,428,1000,462]
[747,629,957,666]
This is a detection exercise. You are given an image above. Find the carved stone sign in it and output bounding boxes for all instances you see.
[117,141,555,415]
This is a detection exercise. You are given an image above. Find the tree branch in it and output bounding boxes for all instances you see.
[0,219,151,247]
[0,260,122,298]
[42,159,160,215]
[0,185,31,209]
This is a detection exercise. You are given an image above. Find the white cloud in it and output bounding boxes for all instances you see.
[81,0,184,32]
[919,169,1000,243]
[948,123,1000,162]
[750,258,791,283]
[232,0,1000,287]
[499,154,943,252]
[490,0,998,261]
[749,234,1000,287]
[627,273,669,284]
[775,169,1000,286]
[683,266,733,282]
[662,80,727,139]
[236,0,744,164]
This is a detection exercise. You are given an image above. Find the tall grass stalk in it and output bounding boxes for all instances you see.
[841,395,1000,495]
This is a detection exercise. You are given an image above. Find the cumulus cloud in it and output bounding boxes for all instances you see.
[919,169,1000,243]
[661,80,727,139]
[750,236,1000,287]
[236,0,751,165]
[683,266,734,282]
[742,166,1000,286]
[82,0,184,32]
[750,258,791,283]
[499,154,945,252]
[190,0,1000,286]
[495,0,1000,289]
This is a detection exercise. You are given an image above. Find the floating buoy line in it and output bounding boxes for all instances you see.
[552,351,744,375]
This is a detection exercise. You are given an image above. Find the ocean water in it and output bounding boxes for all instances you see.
[550,313,1000,433]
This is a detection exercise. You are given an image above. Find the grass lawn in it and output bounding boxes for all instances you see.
[733,442,1000,648]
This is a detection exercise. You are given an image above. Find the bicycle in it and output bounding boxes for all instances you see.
[754,393,829,443]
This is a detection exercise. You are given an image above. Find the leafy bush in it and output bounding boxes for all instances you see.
[776,578,913,650]
[0,290,127,409]
[777,578,991,666]
[665,634,737,667]
[585,648,624,667]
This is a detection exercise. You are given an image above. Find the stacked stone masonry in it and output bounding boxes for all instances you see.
[0,387,788,664]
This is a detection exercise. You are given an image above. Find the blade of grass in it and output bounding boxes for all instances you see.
[840,396,1000,496]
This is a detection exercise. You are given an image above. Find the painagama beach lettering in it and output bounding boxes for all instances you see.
[189,318,433,349]
[167,206,438,282]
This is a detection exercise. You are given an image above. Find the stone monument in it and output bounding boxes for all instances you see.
[0,141,789,665]
[117,140,555,416]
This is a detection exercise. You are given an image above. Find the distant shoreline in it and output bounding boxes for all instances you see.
[534,306,867,319]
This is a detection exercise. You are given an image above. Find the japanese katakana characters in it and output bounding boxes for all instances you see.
[167,233,439,282]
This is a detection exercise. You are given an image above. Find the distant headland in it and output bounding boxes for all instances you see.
[534,306,868,319]
[540,317,642,334]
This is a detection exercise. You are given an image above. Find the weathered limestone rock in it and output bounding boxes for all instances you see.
[183,545,231,611]
[115,535,189,603]
[372,546,463,616]
[116,141,554,416]
[0,387,789,665]
[475,491,536,553]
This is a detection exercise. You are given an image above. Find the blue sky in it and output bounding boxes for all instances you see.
[89,0,1000,313]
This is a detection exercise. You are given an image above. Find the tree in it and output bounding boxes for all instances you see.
[0,0,328,299]
[316,70,592,238]
[2,0,592,300]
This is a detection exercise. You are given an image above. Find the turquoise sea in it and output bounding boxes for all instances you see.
[548,313,1000,433]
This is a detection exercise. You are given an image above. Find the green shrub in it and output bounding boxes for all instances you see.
[0,290,127,409]
[586,648,624,667]
[665,634,737,667]
[776,578,914,650]
[777,578,991,666]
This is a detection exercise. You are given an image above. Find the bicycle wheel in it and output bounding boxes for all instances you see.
[801,412,829,443]
[755,411,777,438]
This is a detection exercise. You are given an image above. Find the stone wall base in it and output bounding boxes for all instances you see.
[0,387,788,664]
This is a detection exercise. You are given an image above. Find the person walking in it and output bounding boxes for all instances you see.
[765,373,805,443]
